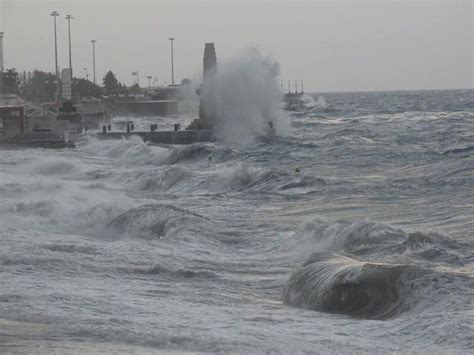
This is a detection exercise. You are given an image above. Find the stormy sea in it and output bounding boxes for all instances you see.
[1,88,473,353]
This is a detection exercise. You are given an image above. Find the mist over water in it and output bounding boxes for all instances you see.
[1,89,473,353]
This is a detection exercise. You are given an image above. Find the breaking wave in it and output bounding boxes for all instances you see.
[165,144,216,164]
[195,163,293,193]
[283,253,416,319]
[107,204,210,239]
[78,136,169,166]
[202,47,290,143]
[283,220,474,319]
[129,166,191,192]
[291,219,473,263]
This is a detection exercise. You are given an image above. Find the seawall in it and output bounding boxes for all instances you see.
[96,130,216,145]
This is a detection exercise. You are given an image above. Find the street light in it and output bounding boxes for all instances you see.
[131,70,140,86]
[0,32,4,94]
[65,15,73,79]
[0,32,4,72]
[91,40,96,84]
[50,11,60,105]
[147,75,152,90]
[169,37,175,86]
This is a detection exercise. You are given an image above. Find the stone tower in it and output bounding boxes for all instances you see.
[188,43,217,130]
[203,43,217,77]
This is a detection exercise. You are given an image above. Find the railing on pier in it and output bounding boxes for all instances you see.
[6,132,65,142]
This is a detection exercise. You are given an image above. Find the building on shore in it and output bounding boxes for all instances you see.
[0,94,71,147]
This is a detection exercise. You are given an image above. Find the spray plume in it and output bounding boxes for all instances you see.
[201,47,290,143]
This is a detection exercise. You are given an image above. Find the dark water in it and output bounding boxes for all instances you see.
[1,89,473,353]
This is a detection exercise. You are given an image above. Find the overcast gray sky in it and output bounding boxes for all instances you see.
[0,0,472,92]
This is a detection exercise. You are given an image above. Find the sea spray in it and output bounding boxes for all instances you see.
[202,47,290,143]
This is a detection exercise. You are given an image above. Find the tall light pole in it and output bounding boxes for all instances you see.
[132,70,140,87]
[50,11,60,105]
[65,15,73,79]
[0,32,4,72]
[0,32,4,93]
[169,37,175,86]
[90,40,97,84]
[147,75,152,90]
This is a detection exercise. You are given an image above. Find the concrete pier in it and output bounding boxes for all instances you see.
[96,130,215,144]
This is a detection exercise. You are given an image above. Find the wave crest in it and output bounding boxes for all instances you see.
[166,144,215,164]
[284,220,474,319]
[283,254,411,319]
[107,204,209,239]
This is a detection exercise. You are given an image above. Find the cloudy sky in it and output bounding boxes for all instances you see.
[0,0,472,92]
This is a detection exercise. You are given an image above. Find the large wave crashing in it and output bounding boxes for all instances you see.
[283,220,473,320]
[201,47,290,143]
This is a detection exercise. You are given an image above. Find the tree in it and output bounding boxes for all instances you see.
[23,70,56,102]
[129,83,140,93]
[73,78,103,98]
[2,68,20,94]
[103,70,120,94]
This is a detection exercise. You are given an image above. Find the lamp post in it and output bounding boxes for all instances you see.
[132,70,140,87]
[50,11,60,106]
[65,15,73,80]
[169,37,175,86]
[0,32,4,93]
[91,40,96,84]
[147,75,152,90]
[0,32,4,72]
